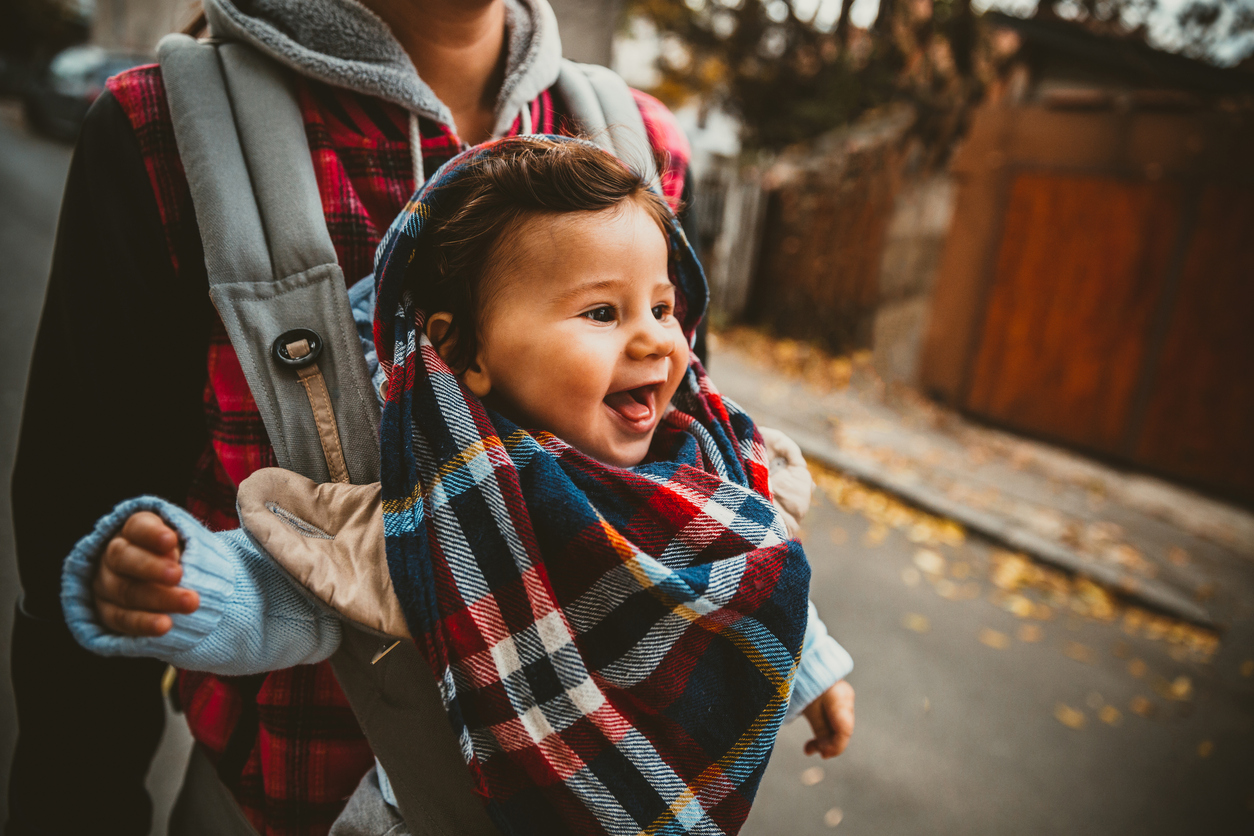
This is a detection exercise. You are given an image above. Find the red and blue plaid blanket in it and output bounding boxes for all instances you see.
[373,137,810,835]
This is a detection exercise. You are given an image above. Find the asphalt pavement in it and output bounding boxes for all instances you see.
[1,97,1252,836]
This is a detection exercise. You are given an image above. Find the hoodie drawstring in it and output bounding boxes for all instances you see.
[409,112,425,189]
[519,103,533,136]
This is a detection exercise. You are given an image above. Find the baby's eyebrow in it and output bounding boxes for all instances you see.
[552,278,621,302]
[552,277,674,304]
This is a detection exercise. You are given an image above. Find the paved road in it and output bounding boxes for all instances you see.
[0,100,192,835]
[1,99,1252,836]
[741,484,1254,835]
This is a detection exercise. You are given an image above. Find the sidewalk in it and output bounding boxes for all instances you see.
[709,329,1254,629]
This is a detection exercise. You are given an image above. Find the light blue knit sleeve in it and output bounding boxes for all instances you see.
[785,600,853,722]
[349,273,388,407]
[61,496,342,675]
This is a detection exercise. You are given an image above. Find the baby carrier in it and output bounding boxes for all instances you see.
[156,31,662,836]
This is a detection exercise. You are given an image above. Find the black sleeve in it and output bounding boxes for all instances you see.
[6,89,212,836]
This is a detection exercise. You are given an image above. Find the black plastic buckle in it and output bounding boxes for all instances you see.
[271,328,323,369]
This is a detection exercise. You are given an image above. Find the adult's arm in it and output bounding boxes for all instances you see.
[7,90,212,835]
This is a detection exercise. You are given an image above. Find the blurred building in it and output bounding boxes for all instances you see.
[918,14,1254,505]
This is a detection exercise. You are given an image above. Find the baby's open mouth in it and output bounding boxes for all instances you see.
[604,385,658,430]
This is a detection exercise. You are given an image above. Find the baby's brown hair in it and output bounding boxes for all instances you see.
[404,136,674,373]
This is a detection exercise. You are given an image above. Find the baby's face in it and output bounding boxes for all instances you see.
[459,202,689,467]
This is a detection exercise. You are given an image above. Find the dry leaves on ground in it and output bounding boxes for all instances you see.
[1055,703,1086,730]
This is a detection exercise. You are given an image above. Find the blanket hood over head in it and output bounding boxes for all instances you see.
[371,137,810,836]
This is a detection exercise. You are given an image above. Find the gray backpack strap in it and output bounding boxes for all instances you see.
[157,34,497,836]
[555,59,660,188]
[157,34,379,484]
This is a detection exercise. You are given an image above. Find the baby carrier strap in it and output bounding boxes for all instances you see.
[157,34,380,486]
[156,34,497,836]
[556,59,661,189]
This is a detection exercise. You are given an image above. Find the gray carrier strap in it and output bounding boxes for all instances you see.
[157,34,497,836]
[556,59,660,189]
[157,34,379,485]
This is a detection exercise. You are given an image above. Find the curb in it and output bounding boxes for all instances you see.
[770,420,1215,627]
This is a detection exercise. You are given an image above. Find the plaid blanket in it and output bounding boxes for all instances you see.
[373,137,811,835]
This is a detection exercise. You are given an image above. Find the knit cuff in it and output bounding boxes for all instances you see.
[785,601,854,722]
[61,496,235,660]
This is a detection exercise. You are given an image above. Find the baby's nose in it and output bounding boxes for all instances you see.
[627,316,677,359]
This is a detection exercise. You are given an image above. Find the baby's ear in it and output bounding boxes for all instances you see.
[426,312,491,397]
[425,312,458,363]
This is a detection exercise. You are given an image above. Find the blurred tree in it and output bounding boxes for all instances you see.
[1174,0,1254,62]
[626,0,1252,152]
[626,0,991,152]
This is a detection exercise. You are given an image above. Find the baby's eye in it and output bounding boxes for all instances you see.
[652,303,672,320]
[583,306,615,322]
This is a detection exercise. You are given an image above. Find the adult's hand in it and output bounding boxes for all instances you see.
[91,510,200,636]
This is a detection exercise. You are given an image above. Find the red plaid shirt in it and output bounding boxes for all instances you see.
[106,65,690,835]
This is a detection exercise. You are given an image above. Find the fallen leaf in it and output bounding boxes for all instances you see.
[907,523,933,544]
[864,524,888,546]
[1167,676,1193,701]
[1005,594,1035,618]
[1064,642,1096,664]
[1130,696,1155,718]
[1099,705,1123,726]
[980,629,1011,649]
[1016,624,1043,643]
[914,549,946,575]
[1055,703,1086,730]
[1128,658,1148,678]
[990,552,1032,591]
[904,613,931,633]
[824,807,844,828]
[922,697,931,713]
[800,766,825,786]
[955,582,982,600]
[1197,740,1214,758]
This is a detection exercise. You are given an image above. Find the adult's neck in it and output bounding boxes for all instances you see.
[359,0,508,144]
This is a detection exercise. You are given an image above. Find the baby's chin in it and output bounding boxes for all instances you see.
[569,430,654,469]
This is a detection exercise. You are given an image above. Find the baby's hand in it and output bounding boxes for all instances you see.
[801,680,855,758]
[91,511,199,637]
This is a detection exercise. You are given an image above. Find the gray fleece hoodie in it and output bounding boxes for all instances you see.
[203,0,563,138]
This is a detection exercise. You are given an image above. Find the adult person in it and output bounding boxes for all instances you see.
[8,2,701,833]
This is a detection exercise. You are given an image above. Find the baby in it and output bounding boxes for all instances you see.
[64,136,853,834]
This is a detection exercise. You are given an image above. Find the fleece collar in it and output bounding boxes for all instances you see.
[204,0,562,138]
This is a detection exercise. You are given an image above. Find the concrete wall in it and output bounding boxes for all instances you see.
[871,174,954,386]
